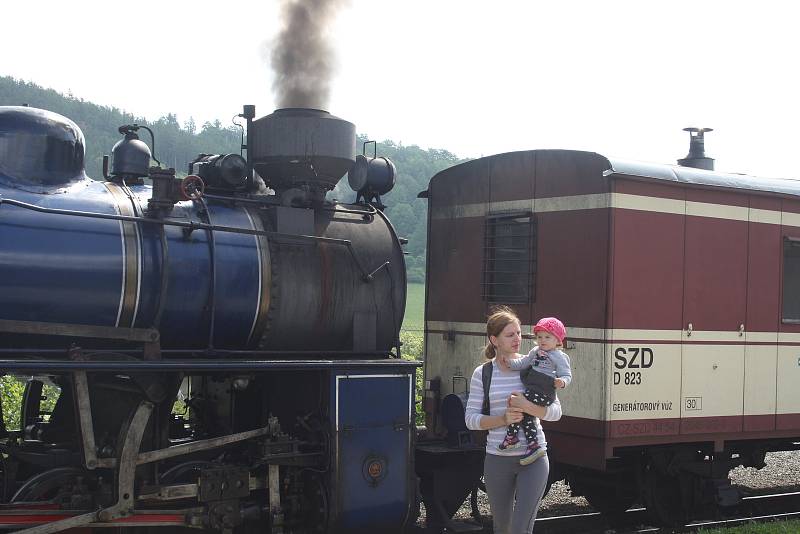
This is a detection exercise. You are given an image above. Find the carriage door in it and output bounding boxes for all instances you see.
[743,198,780,432]
[680,198,748,436]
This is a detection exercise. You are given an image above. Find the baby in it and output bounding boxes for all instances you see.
[499,317,572,465]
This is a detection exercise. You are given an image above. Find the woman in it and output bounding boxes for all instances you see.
[464,306,562,534]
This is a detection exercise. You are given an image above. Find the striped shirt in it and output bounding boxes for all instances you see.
[464,359,563,456]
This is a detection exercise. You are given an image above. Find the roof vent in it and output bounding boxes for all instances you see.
[678,127,714,171]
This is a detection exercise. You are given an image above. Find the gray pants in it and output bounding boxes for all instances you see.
[484,453,549,534]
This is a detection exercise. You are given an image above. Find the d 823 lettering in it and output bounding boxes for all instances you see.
[613,347,653,386]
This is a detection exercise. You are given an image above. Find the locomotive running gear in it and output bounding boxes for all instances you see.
[533,317,567,344]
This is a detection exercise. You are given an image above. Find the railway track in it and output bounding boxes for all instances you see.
[411,490,800,534]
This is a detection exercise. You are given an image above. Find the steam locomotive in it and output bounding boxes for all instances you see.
[0,105,416,533]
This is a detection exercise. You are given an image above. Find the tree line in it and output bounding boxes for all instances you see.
[1,76,465,282]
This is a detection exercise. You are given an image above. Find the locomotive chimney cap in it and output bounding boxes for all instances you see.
[683,127,714,135]
[678,126,714,171]
[249,107,356,200]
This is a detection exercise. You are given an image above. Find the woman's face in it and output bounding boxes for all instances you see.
[491,321,521,356]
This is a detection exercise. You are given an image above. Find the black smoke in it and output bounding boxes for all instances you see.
[270,0,349,110]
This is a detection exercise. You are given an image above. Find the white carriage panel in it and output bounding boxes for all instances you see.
[423,321,538,398]
[423,321,606,422]
[607,341,681,421]
[680,340,744,418]
[743,332,777,416]
[558,339,605,422]
[776,342,800,414]
[424,335,486,398]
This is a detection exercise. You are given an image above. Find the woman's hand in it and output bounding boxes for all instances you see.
[503,407,524,425]
[508,392,529,410]
[508,392,547,418]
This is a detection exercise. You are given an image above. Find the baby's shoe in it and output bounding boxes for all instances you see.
[519,444,546,465]
[498,435,521,451]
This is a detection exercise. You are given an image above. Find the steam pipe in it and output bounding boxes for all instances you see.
[0,196,377,281]
[241,104,256,190]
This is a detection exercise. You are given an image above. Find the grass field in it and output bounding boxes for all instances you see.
[699,520,800,533]
[400,283,425,424]
[402,282,425,333]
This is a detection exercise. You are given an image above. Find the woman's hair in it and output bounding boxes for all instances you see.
[483,305,521,360]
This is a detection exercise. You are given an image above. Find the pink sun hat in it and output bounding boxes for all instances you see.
[533,317,567,344]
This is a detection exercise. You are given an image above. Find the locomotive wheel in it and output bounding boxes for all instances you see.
[159,461,215,484]
[11,467,93,503]
[304,472,328,533]
[0,455,9,502]
[644,466,691,526]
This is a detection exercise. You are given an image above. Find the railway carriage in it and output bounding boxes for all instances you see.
[418,141,800,525]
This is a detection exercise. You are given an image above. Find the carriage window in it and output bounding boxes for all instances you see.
[782,237,800,322]
[483,214,535,304]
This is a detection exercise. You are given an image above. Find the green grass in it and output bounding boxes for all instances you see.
[400,283,425,425]
[402,282,425,332]
[698,520,800,533]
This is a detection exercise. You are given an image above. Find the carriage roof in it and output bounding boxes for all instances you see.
[606,156,800,199]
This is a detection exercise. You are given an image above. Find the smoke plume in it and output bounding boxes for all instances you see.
[270,0,348,110]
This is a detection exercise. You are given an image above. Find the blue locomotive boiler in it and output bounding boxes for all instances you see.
[0,105,417,534]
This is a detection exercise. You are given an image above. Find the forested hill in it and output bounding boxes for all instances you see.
[1,76,466,282]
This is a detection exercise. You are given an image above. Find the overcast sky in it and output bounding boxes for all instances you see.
[2,1,798,179]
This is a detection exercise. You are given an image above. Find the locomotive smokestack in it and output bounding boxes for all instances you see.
[678,127,714,171]
[250,108,356,205]
[270,0,348,110]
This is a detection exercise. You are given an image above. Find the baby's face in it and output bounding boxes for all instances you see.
[536,331,559,351]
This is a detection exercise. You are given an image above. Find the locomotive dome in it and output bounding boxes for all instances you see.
[0,106,87,187]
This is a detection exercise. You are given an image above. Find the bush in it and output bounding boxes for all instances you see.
[1,376,59,431]
[400,331,425,425]
[1,376,25,430]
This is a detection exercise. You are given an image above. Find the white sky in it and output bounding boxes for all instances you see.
[2,0,798,178]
